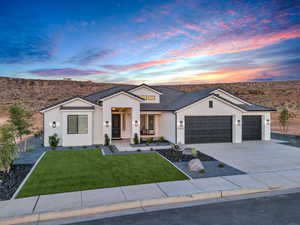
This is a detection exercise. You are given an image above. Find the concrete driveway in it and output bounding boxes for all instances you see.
[188,140,300,174]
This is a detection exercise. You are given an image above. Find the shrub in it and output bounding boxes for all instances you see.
[191,148,197,157]
[133,133,139,145]
[150,148,154,151]
[0,124,18,174]
[95,144,100,148]
[83,145,87,149]
[218,163,225,168]
[8,104,33,152]
[48,133,60,150]
[137,149,141,152]
[199,169,206,174]
[27,146,34,152]
[104,134,110,146]
[278,108,296,133]
[146,137,153,144]
[158,136,165,142]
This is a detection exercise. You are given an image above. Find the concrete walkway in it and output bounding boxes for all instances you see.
[2,168,300,224]
[113,139,172,152]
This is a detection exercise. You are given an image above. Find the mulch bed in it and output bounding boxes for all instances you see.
[156,149,216,162]
[0,164,33,201]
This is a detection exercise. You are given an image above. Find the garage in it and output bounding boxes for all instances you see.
[242,115,262,140]
[185,116,232,144]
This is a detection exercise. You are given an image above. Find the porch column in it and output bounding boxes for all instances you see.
[102,103,112,143]
[131,105,140,143]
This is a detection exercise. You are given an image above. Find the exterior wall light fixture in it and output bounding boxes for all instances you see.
[236,119,241,126]
[134,120,139,127]
[105,121,110,127]
[178,120,184,129]
[266,119,270,125]
[49,121,59,128]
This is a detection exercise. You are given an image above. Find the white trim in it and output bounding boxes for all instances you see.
[210,89,251,105]
[12,152,46,199]
[40,97,101,113]
[156,152,192,180]
[100,91,144,102]
[175,95,246,113]
[129,84,162,95]
[140,111,162,115]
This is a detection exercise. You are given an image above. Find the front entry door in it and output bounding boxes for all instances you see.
[112,114,121,139]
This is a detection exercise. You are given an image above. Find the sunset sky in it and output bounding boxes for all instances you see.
[0,0,300,84]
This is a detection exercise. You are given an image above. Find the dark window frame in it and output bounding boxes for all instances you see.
[209,100,213,108]
[67,115,88,134]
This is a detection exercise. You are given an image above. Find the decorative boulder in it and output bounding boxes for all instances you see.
[188,159,204,172]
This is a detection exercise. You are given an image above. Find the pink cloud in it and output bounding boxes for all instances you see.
[102,58,175,72]
[227,10,237,15]
[184,23,208,33]
[137,32,158,41]
[30,68,109,76]
[168,26,300,59]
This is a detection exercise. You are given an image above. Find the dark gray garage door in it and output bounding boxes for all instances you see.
[185,116,232,144]
[242,115,262,140]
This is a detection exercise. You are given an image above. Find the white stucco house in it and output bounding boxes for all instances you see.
[40,84,275,147]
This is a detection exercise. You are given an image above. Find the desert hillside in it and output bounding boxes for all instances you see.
[0,77,299,135]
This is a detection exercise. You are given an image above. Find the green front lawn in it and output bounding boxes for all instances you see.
[17,150,188,198]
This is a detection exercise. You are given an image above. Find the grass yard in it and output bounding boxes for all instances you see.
[17,150,188,198]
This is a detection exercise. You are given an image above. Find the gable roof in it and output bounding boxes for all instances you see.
[40,96,100,113]
[209,88,252,105]
[130,84,163,95]
[98,90,144,102]
[40,84,275,113]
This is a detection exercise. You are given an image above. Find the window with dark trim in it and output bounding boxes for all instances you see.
[209,100,213,108]
[140,114,155,135]
[67,115,88,134]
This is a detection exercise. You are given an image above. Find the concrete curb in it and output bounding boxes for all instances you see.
[0,187,273,225]
[11,152,46,199]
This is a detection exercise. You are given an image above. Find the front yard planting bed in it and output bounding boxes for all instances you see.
[156,149,245,179]
[0,165,33,200]
[17,150,188,198]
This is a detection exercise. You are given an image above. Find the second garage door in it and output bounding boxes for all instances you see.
[185,116,232,144]
[242,115,262,140]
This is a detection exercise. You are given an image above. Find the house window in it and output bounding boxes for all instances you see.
[209,100,213,108]
[140,95,156,100]
[67,115,88,134]
[140,114,155,135]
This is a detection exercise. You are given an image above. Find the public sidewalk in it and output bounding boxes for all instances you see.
[1,168,300,225]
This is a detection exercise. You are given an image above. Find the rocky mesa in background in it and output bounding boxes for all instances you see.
[0,76,300,135]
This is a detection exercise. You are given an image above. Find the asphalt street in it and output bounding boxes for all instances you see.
[68,192,300,225]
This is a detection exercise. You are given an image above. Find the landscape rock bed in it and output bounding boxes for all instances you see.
[157,148,216,162]
[0,164,32,200]
[130,141,170,147]
[175,161,246,179]
[156,149,245,179]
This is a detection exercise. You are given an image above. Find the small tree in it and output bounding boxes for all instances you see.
[8,104,32,152]
[0,124,17,174]
[49,134,60,150]
[104,134,110,146]
[278,108,296,134]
